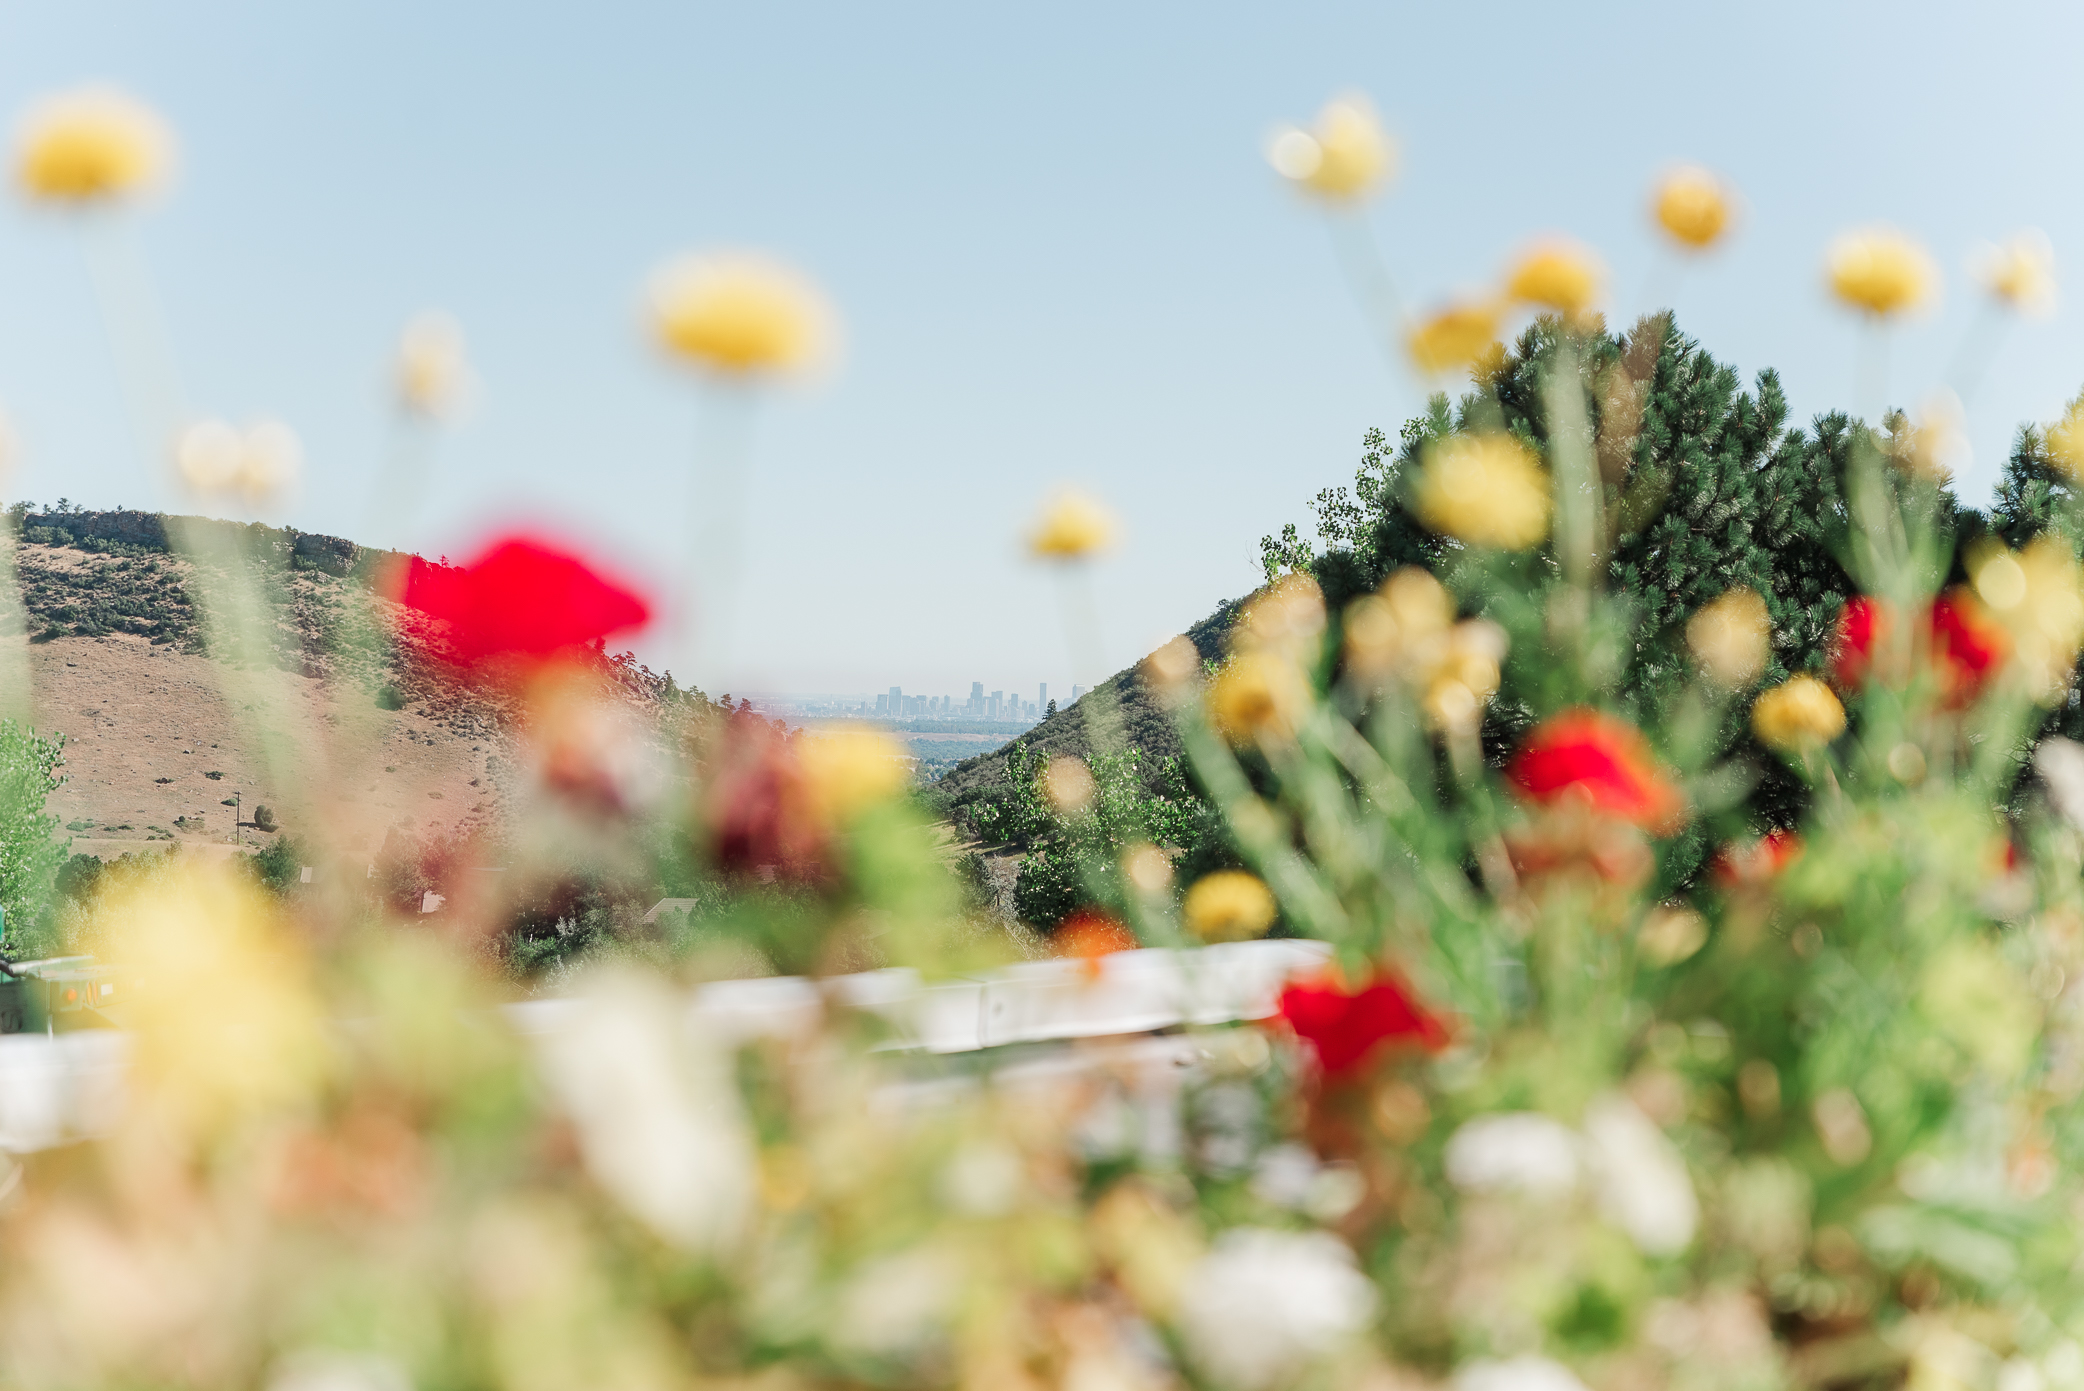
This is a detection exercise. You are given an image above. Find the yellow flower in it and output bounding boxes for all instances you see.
[1888,390,1968,483]
[1182,870,1278,942]
[107,864,330,1136]
[1826,227,1938,317]
[1651,166,1734,250]
[1407,299,1503,377]
[1413,433,1550,550]
[174,418,301,505]
[1027,489,1119,559]
[2047,402,2084,481]
[1266,96,1393,200]
[1208,649,1309,745]
[1122,843,1175,897]
[648,251,834,374]
[1504,240,1604,316]
[1420,620,1508,733]
[1043,755,1097,813]
[797,728,908,821]
[1971,230,2056,317]
[397,312,469,418]
[1750,674,1845,752]
[16,86,172,202]
[1143,634,1203,700]
[1234,572,1325,658]
[1687,588,1770,688]
[1344,567,1453,679]
[1970,535,2084,701]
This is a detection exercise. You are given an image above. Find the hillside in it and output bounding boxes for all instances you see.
[6,507,685,867]
[929,594,1246,830]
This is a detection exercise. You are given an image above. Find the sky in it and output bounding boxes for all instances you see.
[0,1,2079,701]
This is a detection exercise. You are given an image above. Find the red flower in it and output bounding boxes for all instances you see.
[1929,590,2009,703]
[1056,910,1139,977]
[403,535,651,666]
[705,721,831,884]
[1831,595,1889,688]
[1508,709,1686,834]
[1712,828,1802,888]
[1829,591,2008,706]
[1276,972,1449,1078]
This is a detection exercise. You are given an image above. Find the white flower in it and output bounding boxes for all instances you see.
[1456,1356,1593,1391]
[2037,738,2084,832]
[1175,1228,1375,1391]
[1582,1092,1698,1255]
[1443,1113,1581,1197]
[532,968,755,1251]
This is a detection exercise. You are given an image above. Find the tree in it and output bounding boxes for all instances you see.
[0,722,69,953]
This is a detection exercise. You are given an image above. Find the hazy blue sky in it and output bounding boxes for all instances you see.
[0,1,2078,700]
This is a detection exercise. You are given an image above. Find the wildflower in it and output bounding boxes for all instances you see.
[1652,165,1734,250]
[1583,1092,1698,1254]
[2046,402,2084,481]
[1687,587,1770,688]
[1027,489,1118,559]
[1042,755,1097,813]
[1636,904,1710,965]
[1407,299,1502,377]
[395,312,469,419]
[1122,843,1175,896]
[1830,594,1891,688]
[1971,230,2056,317]
[798,728,908,822]
[1750,675,1845,752]
[1182,870,1277,942]
[174,418,302,505]
[1971,536,2084,701]
[1504,240,1604,316]
[533,967,755,1250]
[1344,567,1454,678]
[1508,709,1686,833]
[1712,829,1802,888]
[1234,571,1325,658]
[1057,909,1138,969]
[1266,96,1393,201]
[1413,433,1550,550]
[1276,971,1448,1077]
[705,723,830,882]
[2036,736,2084,831]
[402,534,651,666]
[1444,1113,1581,1196]
[16,86,171,202]
[1889,390,1969,482]
[1175,1229,1377,1391]
[1826,227,1937,317]
[1421,620,1508,733]
[648,251,834,374]
[1929,590,2010,703]
[1456,1357,1595,1391]
[1208,649,1310,745]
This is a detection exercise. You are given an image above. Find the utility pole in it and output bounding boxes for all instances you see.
[233,791,242,847]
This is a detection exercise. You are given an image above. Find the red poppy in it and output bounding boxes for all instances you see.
[705,721,831,884]
[1929,590,2009,703]
[1712,828,1802,888]
[1276,972,1449,1078]
[1508,709,1686,834]
[1056,910,1139,977]
[1830,591,2008,706]
[403,535,651,666]
[1830,595,1889,688]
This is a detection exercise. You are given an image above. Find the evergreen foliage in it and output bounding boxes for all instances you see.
[0,722,69,953]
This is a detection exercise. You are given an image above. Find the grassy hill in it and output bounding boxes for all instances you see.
[6,507,687,868]
[928,594,1246,832]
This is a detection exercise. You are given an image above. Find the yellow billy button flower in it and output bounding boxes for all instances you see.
[396,312,469,419]
[1235,572,1325,659]
[1344,566,1453,680]
[175,418,302,505]
[1208,649,1309,746]
[2045,402,2084,482]
[1826,227,1938,317]
[1687,588,1770,688]
[16,86,172,203]
[1971,535,2084,702]
[1751,674,1845,752]
[1414,433,1550,550]
[1267,96,1394,201]
[1027,489,1119,559]
[797,728,908,823]
[1182,870,1278,942]
[1504,240,1604,317]
[648,251,835,374]
[1651,165,1734,251]
[1042,755,1097,814]
[1407,299,1503,377]
[1971,230,2056,317]
[1889,390,1969,483]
